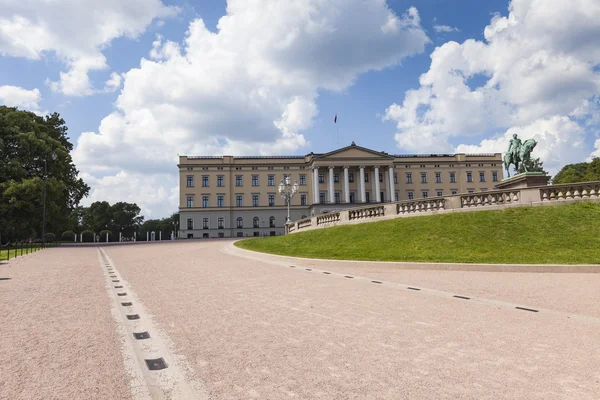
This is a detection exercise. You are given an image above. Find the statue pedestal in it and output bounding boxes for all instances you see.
[495,172,550,190]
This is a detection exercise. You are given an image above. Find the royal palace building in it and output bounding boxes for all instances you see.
[178,142,503,238]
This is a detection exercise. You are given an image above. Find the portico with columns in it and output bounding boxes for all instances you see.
[308,142,396,215]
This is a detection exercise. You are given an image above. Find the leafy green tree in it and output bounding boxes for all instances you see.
[518,157,548,175]
[0,106,89,240]
[553,158,600,184]
[61,230,76,241]
[111,202,144,237]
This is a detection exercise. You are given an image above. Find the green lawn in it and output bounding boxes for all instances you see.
[235,202,600,264]
[0,245,43,261]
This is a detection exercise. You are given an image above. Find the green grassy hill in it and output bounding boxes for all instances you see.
[235,202,600,264]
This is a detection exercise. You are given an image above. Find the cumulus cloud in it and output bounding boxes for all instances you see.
[0,85,41,109]
[0,0,179,96]
[385,0,600,173]
[73,0,430,215]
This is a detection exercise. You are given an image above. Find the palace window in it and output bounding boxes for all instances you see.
[268,194,275,206]
[451,190,457,195]
[202,176,209,187]
[349,172,354,183]
[252,175,259,186]
[202,196,209,208]
[366,192,370,202]
[421,173,427,184]
[186,176,194,187]
[268,175,275,186]
[408,192,414,200]
[236,217,243,228]
[217,195,224,207]
[253,217,259,228]
[437,191,443,197]
[492,171,499,182]
[379,173,383,183]
[202,218,209,229]
[467,172,473,183]
[269,216,275,228]
[450,172,456,183]
[186,196,194,208]
[334,173,339,183]
[217,217,224,229]
[236,175,243,187]
[319,174,325,184]
[395,192,399,201]
[217,176,224,187]
[252,194,259,207]
[406,173,412,184]
[435,172,442,183]
[394,173,398,184]
[300,174,306,185]
[187,218,193,230]
[364,173,369,183]
[422,191,428,198]
[300,194,307,205]
[350,192,355,203]
[479,172,486,182]
[236,195,243,207]
[334,192,340,203]
[319,192,326,204]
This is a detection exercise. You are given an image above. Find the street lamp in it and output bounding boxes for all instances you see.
[42,158,47,248]
[278,176,299,223]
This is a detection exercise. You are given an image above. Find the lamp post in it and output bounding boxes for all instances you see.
[278,176,299,224]
[42,158,47,248]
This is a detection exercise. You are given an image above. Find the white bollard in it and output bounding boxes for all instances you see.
[119,232,122,242]
[74,233,76,242]
[146,232,149,241]
[134,232,136,242]
[106,232,109,242]
[159,231,162,241]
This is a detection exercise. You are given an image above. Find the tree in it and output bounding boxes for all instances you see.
[0,106,89,240]
[111,202,144,237]
[553,158,600,184]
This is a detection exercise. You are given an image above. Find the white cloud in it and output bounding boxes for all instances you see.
[433,25,459,33]
[385,0,600,173]
[0,0,179,96]
[103,72,123,93]
[73,0,430,216]
[0,85,41,109]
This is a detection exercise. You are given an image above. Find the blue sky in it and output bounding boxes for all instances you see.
[1,0,599,217]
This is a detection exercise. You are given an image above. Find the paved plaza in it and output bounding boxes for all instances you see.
[1,240,599,399]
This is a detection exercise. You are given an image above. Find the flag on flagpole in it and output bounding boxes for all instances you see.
[334,113,337,123]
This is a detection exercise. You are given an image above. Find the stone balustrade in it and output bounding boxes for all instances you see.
[460,190,520,208]
[397,198,445,214]
[349,205,385,220]
[316,212,341,225]
[540,182,600,202]
[284,180,600,234]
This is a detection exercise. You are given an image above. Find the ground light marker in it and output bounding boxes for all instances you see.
[289,265,296,268]
[371,280,383,284]
[145,358,168,371]
[407,287,421,291]
[127,314,141,320]
[121,302,133,306]
[453,295,471,300]
[117,292,127,296]
[115,285,123,289]
[305,268,312,271]
[516,306,539,313]
[344,275,354,279]
[134,332,151,340]
[323,272,331,275]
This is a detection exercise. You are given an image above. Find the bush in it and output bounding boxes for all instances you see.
[44,233,56,242]
[82,230,95,242]
[99,230,112,242]
[61,230,76,241]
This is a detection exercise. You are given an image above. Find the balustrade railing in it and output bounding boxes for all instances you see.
[397,198,444,214]
[460,190,520,208]
[298,218,313,229]
[348,205,385,220]
[316,212,341,225]
[540,182,600,202]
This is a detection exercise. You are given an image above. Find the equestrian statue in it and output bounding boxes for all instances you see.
[503,134,537,178]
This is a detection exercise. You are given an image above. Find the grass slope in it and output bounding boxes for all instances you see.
[235,202,600,264]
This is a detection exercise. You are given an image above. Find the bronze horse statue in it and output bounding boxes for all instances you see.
[504,138,537,178]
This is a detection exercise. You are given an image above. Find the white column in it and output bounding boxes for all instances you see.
[359,166,366,203]
[371,168,377,203]
[343,166,350,203]
[374,166,381,203]
[313,167,319,204]
[74,233,76,242]
[146,231,149,241]
[80,233,82,242]
[159,231,162,241]
[106,232,109,242]
[328,167,335,203]
[388,166,395,202]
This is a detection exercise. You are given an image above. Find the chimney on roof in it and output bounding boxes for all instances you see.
[351,141,356,146]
